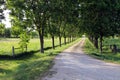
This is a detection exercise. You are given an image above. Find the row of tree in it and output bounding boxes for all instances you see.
[79,0,120,53]
[5,0,80,53]
[2,0,119,53]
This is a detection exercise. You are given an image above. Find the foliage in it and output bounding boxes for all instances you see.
[80,0,120,52]
[30,31,38,38]
[7,0,51,53]
[4,28,11,38]
[7,0,80,53]
[0,23,5,36]
[11,26,22,37]
[0,0,5,22]
[10,18,26,38]
[19,32,30,51]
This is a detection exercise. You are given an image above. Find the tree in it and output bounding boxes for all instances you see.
[49,0,80,46]
[0,0,5,22]
[7,0,81,53]
[11,26,22,38]
[80,0,120,53]
[7,0,52,53]
[4,28,11,38]
[19,31,30,51]
[46,18,58,49]
[0,23,5,37]
[30,31,38,38]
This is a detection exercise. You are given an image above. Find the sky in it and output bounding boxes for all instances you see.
[2,10,11,28]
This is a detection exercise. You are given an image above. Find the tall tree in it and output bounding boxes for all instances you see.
[0,23,5,37]
[7,0,81,53]
[7,0,51,53]
[47,18,58,49]
[80,0,120,53]
[4,28,11,38]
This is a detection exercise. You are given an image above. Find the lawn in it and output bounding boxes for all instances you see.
[0,38,80,80]
[84,38,120,63]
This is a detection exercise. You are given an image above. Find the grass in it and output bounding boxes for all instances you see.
[0,38,63,55]
[84,38,120,63]
[0,38,81,80]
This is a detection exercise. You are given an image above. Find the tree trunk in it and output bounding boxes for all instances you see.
[38,28,44,53]
[91,36,94,43]
[39,33,44,53]
[70,36,71,42]
[68,37,70,43]
[100,35,103,54]
[89,35,94,43]
[64,37,66,45]
[59,36,61,47]
[52,35,55,49]
[72,36,74,42]
[94,37,99,49]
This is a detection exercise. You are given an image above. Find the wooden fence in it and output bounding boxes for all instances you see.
[12,45,27,57]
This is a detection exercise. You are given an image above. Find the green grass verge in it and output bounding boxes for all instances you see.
[84,38,120,64]
[0,38,81,80]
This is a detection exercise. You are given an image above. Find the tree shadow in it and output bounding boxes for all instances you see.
[0,50,40,60]
[0,42,68,60]
[90,52,120,62]
[12,58,53,80]
[0,68,12,77]
[44,43,66,50]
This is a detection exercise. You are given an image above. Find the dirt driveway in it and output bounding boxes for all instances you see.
[42,38,120,80]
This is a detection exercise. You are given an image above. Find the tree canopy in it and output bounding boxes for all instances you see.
[0,0,5,22]
[5,0,120,53]
[80,0,120,52]
[7,0,80,53]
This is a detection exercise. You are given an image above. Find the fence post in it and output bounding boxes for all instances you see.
[12,46,15,57]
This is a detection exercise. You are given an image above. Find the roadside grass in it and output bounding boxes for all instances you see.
[84,38,120,63]
[0,38,81,80]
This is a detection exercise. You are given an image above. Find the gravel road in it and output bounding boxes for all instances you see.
[42,38,120,80]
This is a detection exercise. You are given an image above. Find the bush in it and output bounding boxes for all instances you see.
[19,32,30,51]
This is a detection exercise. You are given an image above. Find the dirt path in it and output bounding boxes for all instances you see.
[41,38,120,80]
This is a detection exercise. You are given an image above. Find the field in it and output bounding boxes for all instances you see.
[0,38,63,55]
[84,38,120,63]
[0,38,80,80]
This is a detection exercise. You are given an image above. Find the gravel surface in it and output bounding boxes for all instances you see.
[42,38,120,80]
